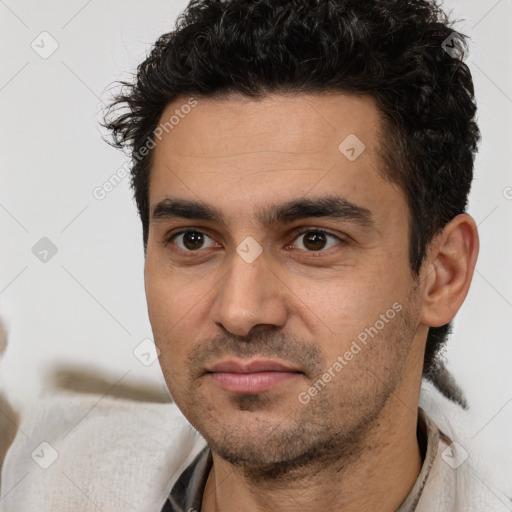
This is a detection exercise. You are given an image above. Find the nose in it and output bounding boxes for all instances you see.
[210,245,289,338]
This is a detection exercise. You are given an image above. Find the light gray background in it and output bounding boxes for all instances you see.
[1,0,511,482]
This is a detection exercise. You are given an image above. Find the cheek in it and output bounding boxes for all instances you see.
[313,271,409,349]
[144,261,213,370]
[145,254,199,327]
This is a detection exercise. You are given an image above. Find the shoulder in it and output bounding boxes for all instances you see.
[0,391,206,512]
[418,379,512,511]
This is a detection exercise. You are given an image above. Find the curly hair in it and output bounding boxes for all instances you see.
[103,0,480,381]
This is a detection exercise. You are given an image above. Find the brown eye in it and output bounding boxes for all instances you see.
[292,230,341,252]
[170,230,216,251]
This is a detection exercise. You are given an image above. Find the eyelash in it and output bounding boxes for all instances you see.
[164,227,346,256]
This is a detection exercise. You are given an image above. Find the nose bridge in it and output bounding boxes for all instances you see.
[211,242,288,336]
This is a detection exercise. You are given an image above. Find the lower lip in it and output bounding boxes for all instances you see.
[210,371,299,393]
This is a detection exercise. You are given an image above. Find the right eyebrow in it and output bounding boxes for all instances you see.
[151,198,225,225]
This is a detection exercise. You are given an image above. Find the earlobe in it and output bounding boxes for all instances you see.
[420,214,479,328]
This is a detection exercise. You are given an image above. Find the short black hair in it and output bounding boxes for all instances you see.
[103,0,480,379]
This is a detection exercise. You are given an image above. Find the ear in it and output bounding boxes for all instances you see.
[420,214,479,328]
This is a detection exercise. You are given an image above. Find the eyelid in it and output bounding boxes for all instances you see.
[289,226,343,239]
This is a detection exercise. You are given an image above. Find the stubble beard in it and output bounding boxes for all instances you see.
[206,383,392,483]
[171,289,419,484]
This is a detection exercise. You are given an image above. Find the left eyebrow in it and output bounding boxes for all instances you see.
[256,195,375,229]
[150,195,375,229]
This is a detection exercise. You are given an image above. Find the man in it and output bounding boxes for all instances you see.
[0,0,509,511]
[101,0,507,509]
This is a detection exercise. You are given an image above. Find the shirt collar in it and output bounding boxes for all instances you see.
[162,446,212,512]
[395,408,442,511]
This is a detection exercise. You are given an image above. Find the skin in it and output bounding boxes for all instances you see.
[144,92,479,512]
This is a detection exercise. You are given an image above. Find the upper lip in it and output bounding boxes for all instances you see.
[207,358,302,374]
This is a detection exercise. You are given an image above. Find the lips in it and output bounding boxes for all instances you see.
[206,358,303,394]
[208,359,300,374]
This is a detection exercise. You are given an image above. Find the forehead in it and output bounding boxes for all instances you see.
[153,91,382,163]
[148,92,403,225]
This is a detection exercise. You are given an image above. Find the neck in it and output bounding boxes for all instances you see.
[201,379,423,512]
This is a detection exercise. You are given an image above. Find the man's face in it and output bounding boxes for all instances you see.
[145,92,427,470]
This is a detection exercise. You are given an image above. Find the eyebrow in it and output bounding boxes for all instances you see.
[151,195,375,229]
